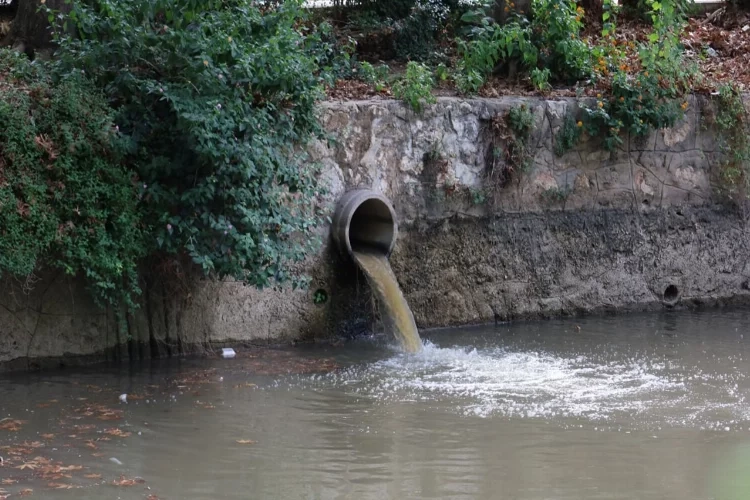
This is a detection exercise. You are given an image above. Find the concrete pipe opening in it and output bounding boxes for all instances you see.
[331,189,398,258]
[663,284,681,307]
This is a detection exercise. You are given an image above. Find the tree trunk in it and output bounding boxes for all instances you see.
[578,0,602,24]
[6,0,70,54]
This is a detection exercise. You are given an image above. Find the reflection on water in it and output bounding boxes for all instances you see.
[1,310,750,499]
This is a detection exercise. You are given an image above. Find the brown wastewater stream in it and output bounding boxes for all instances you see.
[352,248,422,353]
[2,310,750,499]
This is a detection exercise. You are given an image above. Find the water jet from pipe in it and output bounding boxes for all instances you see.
[332,189,422,353]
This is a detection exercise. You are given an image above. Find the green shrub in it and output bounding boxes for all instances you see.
[583,0,693,150]
[0,49,144,307]
[531,67,551,92]
[305,21,357,85]
[351,0,482,61]
[583,71,685,150]
[435,62,450,82]
[541,186,570,203]
[714,84,750,205]
[393,61,436,112]
[554,114,583,156]
[455,0,589,94]
[358,61,390,91]
[507,104,535,137]
[455,15,536,94]
[50,0,333,290]
[486,104,535,189]
[531,0,590,82]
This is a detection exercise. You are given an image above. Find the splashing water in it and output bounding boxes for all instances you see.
[352,248,423,353]
[316,341,750,428]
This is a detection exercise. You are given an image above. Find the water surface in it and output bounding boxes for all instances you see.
[2,310,750,499]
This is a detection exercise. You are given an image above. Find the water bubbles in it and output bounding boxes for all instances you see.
[302,341,750,431]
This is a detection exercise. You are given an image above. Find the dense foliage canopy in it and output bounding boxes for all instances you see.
[0,0,345,307]
[0,49,143,306]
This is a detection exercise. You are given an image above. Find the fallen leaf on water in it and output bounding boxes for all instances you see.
[71,424,96,432]
[98,413,122,421]
[46,482,79,490]
[0,419,26,432]
[40,434,55,440]
[235,440,256,445]
[42,474,72,481]
[16,462,39,470]
[58,465,83,472]
[112,476,145,487]
[19,488,33,496]
[84,473,102,479]
[103,428,131,438]
[0,480,17,485]
[147,495,160,500]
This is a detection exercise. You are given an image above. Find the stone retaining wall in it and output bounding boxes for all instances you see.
[2,96,749,370]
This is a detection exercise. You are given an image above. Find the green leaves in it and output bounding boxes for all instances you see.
[50,0,329,293]
[392,61,436,113]
[714,84,750,205]
[0,49,144,307]
[455,0,589,94]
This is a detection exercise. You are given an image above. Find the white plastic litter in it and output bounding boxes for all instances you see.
[109,457,123,466]
[221,348,236,359]
[119,393,128,404]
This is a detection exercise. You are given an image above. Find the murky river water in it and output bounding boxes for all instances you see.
[2,310,750,499]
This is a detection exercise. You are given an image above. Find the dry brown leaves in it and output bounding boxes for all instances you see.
[684,18,750,90]
[103,428,131,438]
[327,79,391,100]
[73,403,123,422]
[0,419,26,432]
[234,350,339,376]
[112,476,145,487]
[46,482,80,490]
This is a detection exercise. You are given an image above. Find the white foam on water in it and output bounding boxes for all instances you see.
[316,342,750,428]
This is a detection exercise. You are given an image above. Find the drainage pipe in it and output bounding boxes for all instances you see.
[331,189,398,258]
